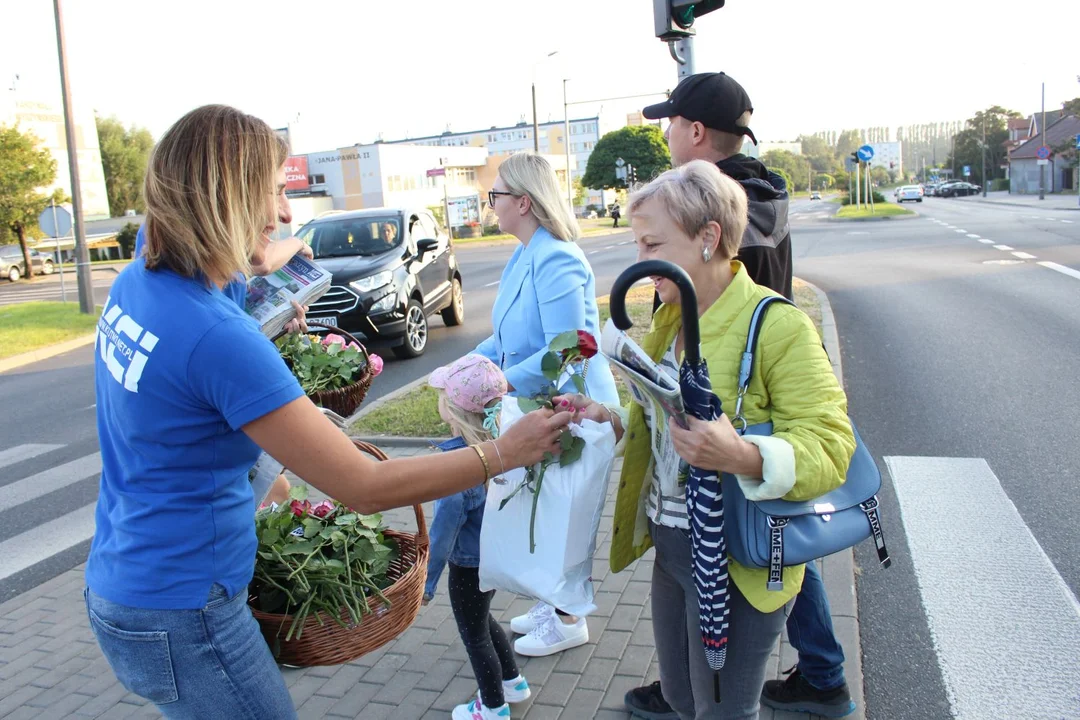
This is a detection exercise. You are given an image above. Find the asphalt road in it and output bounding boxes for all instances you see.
[792,195,1080,719]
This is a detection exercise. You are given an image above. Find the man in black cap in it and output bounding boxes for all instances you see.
[623,72,857,720]
[643,71,791,300]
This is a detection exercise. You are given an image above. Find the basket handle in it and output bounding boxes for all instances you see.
[350,439,429,544]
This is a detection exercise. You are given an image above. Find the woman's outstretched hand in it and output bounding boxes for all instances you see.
[494,407,575,470]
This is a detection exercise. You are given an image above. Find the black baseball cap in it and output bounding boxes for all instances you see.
[643,72,757,145]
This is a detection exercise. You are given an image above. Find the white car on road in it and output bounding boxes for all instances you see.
[895,185,924,203]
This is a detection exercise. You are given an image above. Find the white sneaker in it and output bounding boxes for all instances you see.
[451,694,511,720]
[510,600,555,635]
[514,614,588,657]
[476,675,530,704]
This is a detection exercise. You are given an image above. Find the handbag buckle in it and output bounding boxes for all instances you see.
[732,386,748,433]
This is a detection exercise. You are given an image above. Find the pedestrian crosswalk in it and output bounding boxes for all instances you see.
[0,276,114,307]
[0,442,101,586]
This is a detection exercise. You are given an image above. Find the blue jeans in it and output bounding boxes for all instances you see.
[787,560,846,691]
[425,483,486,599]
[85,584,297,719]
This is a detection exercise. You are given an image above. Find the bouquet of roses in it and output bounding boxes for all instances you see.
[499,329,598,552]
[250,485,398,640]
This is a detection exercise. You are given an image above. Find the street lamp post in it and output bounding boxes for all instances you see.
[531,51,559,153]
[563,79,572,212]
[982,116,988,197]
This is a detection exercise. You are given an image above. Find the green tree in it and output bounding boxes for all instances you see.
[96,115,154,216]
[582,125,670,190]
[1063,97,1080,116]
[835,129,864,158]
[572,177,586,208]
[0,125,60,279]
[761,149,809,191]
[945,106,1021,184]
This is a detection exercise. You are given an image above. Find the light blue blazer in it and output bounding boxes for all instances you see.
[475,227,619,405]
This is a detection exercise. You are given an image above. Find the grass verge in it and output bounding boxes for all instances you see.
[351,279,824,437]
[0,302,100,360]
[836,204,914,219]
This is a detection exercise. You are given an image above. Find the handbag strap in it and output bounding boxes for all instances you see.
[732,295,794,430]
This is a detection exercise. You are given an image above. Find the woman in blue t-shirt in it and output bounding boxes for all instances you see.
[86,104,573,720]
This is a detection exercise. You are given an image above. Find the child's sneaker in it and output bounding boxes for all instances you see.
[451,694,511,720]
[475,675,531,704]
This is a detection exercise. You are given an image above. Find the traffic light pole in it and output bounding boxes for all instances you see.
[669,36,696,78]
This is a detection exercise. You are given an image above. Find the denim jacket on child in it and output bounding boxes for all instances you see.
[424,436,487,599]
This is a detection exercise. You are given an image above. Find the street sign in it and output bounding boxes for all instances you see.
[1075,134,1080,150]
[963,166,971,177]
[38,203,73,238]
[844,157,856,172]
[1037,159,1049,166]
[615,157,626,168]
[856,145,874,162]
[1036,145,1051,160]
[426,167,446,177]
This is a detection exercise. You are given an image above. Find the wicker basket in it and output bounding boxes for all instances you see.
[249,441,429,666]
[273,322,375,417]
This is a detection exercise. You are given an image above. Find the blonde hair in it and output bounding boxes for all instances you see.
[143,105,288,283]
[498,153,580,242]
[440,394,500,447]
[629,159,748,260]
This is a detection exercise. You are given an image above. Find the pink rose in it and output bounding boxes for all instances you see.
[347,342,362,352]
[289,499,311,517]
[322,333,347,347]
[311,500,335,519]
[369,354,384,377]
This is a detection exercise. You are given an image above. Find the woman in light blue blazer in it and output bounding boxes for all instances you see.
[476,152,619,407]
[474,152,618,657]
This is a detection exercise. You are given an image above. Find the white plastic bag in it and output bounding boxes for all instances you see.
[479,400,617,616]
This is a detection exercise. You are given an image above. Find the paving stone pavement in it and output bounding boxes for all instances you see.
[0,445,863,719]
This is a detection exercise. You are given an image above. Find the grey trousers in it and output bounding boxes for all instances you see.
[650,521,791,720]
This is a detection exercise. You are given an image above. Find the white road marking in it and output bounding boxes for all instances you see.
[0,444,64,471]
[1037,261,1080,282]
[0,453,102,506]
[604,245,616,250]
[484,280,500,287]
[954,229,967,234]
[1063,220,1074,224]
[1011,252,1037,260]
[977,239,994,244]
[588,251,600,256]
[966,234,981,239]
[993,245,1014,251]
[887,456,1080,720]
[0,503,97,582]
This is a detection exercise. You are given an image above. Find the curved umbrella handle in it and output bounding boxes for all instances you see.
[609,260,700,364]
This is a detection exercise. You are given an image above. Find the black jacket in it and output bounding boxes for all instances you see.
[716,154,793,300]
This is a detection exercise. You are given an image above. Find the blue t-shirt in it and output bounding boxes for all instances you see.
[87,257,304,609]
[134,224,246,306]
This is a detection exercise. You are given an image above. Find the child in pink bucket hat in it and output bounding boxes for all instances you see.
[426,354,531,719]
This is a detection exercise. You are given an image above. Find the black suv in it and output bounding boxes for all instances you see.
[1,245,55,282]
[299,208,463,359]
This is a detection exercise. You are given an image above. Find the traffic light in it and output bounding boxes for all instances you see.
[654,0,725,41]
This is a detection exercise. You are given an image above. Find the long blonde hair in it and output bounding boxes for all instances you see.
[143,104,288,283]
[498,152,580,242]
[439,394,500,447]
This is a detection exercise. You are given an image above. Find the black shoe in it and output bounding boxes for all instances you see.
[624,681,678,720]
[761,666,856,718]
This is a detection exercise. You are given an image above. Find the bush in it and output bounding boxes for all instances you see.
[990,179,1009,192]
[116,222,140,259]
[768,167,793,193]
[482,224,504,236]
[840,190,887,206]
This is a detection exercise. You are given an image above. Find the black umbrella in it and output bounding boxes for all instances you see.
[611,260,731,694]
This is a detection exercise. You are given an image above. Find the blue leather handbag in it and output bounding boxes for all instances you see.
[722,296,891,590]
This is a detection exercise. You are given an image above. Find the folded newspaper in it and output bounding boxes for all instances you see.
[601,318,689,484]
[244,254,332,338]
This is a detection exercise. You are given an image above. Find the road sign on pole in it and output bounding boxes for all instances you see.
[38,201,72,302]
[857,145,875,163]
[963,166,971,177]
[1036,145,1051,160]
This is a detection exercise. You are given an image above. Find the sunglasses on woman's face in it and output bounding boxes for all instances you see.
[488,190,516,208]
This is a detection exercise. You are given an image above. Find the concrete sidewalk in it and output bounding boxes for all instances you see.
[952,191,1080,210]
[0,446,862,719]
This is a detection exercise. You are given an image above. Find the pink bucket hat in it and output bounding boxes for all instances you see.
[428,354,507,414]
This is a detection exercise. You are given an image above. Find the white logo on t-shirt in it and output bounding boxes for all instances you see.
[97,296,159,394]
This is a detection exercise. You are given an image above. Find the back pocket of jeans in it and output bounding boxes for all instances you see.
[87,606,179,704]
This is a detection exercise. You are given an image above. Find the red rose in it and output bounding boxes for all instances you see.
[289,499,311,517]
[576,330,598,359]
[311,500,335,519]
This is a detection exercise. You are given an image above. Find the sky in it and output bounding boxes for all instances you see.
[3,0,1078,151]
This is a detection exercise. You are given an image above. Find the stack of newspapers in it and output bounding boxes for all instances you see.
[244,255,332,338]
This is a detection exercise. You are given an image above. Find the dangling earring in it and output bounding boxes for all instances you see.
[702,245,712,263]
